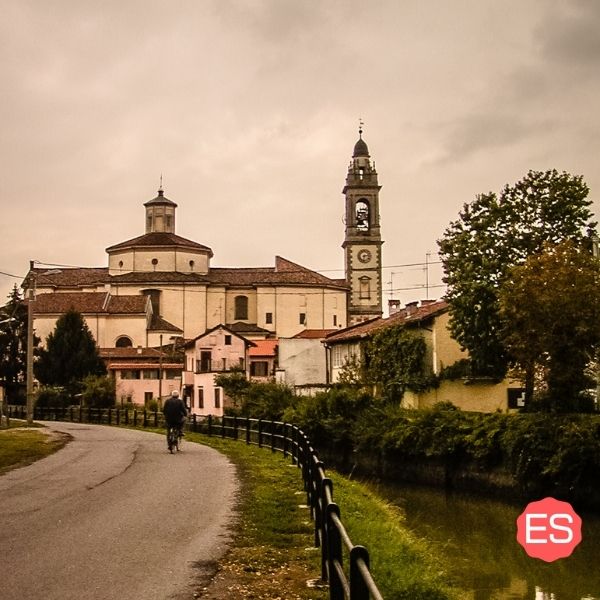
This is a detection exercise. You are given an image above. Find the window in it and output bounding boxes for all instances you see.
[224,335,232,345]
[115,336,133,348]
[214,388,221,409]
[333,315,338,326]
[198,388,204,409]
[142,289,161,316]
[250,361,269,377]
[143,369,160,380]
[121,370,141,380]
[299,313,306,325]
[332,346,345,368]
[197,351,212,373]
[359,277,371,300]
[356,200,370,231]
[235,295,248,320]
[164,369,179,379]
[265,312,273,324]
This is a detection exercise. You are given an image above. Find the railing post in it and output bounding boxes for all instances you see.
[154,409,158,427]
[208,414,212,436]
[221,416,226,438]
[108,408,112,425]
[283,423,288,458]
[258,419,263,448]
[116,408,121,426]
[233,415,238,440]
[133,409,138,427]
[350,546,370,600]
[193,413,197,433]
[246,417,250,444]
[270,421,276,453]
[143,409,148,428]
[326,503,344,600]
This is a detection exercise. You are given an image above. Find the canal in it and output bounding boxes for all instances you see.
[378,482,600,600]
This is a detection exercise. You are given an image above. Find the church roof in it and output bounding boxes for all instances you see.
[209,256,348,289]
[106,232,213,255]
[143,188,177,207]
[33,292,148,315]
[32,267,110,289]
[148,315,183,333]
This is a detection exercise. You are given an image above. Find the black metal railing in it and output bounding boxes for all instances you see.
[9,406,384,600]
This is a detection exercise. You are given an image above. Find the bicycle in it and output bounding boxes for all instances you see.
[167,425,182,453]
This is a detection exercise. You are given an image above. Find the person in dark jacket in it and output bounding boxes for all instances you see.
[162,390,188,439]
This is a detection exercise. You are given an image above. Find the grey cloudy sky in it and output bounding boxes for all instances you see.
[1,0,599,308]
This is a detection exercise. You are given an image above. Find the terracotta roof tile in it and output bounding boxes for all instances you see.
[34,292,149,315]
[208,256,348,289]
[148,316,183,333]
[32,267,110,289]
[325,300,448,344]
[107,362,183,370]
[106,232,213,254]
[248,339,278,357]
[292,329,338,339]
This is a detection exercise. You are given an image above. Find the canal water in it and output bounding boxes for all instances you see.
[377,482,600,600]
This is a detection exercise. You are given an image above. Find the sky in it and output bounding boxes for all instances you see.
[1,0,599,311]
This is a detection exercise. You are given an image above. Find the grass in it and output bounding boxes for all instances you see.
[0,425,69,475]
[187,432,460,600]
[329,474,460,600]
[185,432,328,600]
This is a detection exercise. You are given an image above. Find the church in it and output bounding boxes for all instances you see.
[24,130,385,409]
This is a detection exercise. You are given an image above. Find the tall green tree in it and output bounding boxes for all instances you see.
[0,286,37,403]
[35,309,106,397]
[438,169,596,378]
[498,241,600,410]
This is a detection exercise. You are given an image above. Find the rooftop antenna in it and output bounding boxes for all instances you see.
[159,174,164,193]
[358,118,364,138]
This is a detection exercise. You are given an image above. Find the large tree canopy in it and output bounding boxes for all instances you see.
[35,309,106,395]
[438,169,596,378]
[498,241,600,410]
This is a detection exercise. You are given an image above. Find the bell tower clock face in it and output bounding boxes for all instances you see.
[357,249,372,264]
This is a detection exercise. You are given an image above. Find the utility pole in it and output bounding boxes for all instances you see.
[26,260,35,426]
[158,333,163,407]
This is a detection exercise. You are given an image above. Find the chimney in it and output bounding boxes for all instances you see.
[421,299,436,306]
[405,301,418,315]
[137,345,143,355]
[388,299,401,316]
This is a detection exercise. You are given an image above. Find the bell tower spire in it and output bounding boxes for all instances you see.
[342,125,383,324]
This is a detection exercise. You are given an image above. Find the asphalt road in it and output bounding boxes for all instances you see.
[0,422,238,600]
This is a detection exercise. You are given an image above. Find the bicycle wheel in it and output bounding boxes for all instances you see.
[167,427,177,453]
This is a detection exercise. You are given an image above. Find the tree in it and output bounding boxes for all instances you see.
[0,286,38,403]
[498,241,600,411]
[35,309,106,397]
[438,169,596,378]
[364,326,434,402]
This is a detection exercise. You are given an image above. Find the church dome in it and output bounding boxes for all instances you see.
[353,136,370,158]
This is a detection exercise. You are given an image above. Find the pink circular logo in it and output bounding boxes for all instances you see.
[516,497,582,562]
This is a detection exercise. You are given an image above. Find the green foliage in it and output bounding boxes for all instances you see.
[35,309,106,397]
[216,371,295,420]
[0,286,39,404]
[439,169,596,378]
[499,241,600,408]
[81,375,116,408]
[35,386,71,408]
[365,325,436,401]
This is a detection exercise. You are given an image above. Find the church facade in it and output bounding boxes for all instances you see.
[23,131,385,408]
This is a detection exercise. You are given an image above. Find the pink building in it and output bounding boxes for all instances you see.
[182,324,255,416]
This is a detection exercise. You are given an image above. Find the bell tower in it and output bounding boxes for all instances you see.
[343,126,383,324]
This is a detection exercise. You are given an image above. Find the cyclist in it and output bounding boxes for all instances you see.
[162,390,188,446]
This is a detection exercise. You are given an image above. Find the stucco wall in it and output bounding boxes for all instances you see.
[278,338,328,386]
[404,379,511,412]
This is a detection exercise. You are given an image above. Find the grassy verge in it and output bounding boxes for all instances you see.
[0,426,69,475]
[184,432,328,600]
[186,432,459,600]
